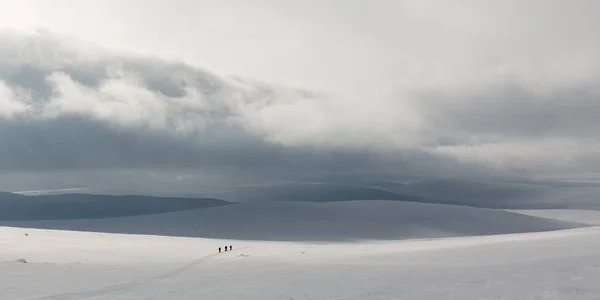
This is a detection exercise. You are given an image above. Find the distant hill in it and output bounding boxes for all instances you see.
[214,183,424,203]
[2,200,584,242]
[5,179,599,225]
[0,192,230,221]
[392,179,600,210]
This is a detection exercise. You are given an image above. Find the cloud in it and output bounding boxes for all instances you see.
[1,0,600,194]
[418,83,600,140]
[0,80,30,118]
[411,79,600,177]
[0,30,450,187]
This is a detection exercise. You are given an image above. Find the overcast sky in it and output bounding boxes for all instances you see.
[0,0,599,192]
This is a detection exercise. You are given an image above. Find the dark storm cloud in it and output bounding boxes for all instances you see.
[0,113,493,182]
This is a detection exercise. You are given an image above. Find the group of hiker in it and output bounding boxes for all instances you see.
[218,245,233,253]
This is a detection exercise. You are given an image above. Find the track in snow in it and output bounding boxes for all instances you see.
[29,247,249,300]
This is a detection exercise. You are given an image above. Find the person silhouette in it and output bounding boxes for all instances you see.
[218,247,221,253]
[229,245,232,251]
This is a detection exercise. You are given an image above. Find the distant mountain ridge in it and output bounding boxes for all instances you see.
[0,192,230,221]
[3,179,600,224]
[214,182,425,203]
[389,179,600,210]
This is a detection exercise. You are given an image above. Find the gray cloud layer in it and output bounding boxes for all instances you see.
[1,30,491,187]
[1,0,600,193]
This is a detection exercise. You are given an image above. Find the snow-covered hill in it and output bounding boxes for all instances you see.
[3,185,600,299]
[2,211,600,299]
[1,200,583,241]
[510,209,600,225]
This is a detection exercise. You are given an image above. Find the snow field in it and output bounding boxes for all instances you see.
[2,201,600,299]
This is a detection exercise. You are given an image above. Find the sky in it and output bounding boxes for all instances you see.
[0,0,599,193]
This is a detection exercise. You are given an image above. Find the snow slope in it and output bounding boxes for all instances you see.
[3,217,600,299]
[3,197,600,299]
[1,200,583,241]
[510,209,600,225]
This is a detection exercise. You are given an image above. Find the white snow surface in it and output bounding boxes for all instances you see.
[509,209,600,225]
[3,201,600,299]
[13,187,89,196]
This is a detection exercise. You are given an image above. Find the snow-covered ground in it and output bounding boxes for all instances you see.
[509,209,600,225]
[13,188,89,196]
[2,202,600,299]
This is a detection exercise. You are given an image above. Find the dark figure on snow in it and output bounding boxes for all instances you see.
[224,246,228,251]
[218,247,221,253]
[229,245,232,251]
